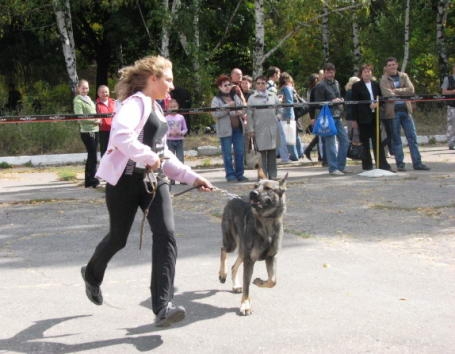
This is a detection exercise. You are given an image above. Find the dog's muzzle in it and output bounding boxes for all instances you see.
[249,190,272,208]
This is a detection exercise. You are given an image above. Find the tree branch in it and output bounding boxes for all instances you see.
[261,3,362,64]
[211,0,244,55]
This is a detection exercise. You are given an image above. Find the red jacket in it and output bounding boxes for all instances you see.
[96,97,116,131]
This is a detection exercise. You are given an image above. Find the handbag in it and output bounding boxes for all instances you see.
[347,143,365,160]
[313,105,337,137]
[246,136,261,169]
[293,91,310,119]
[280,120,297,145]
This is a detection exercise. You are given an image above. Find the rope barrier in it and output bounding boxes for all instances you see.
[1,94,454,124]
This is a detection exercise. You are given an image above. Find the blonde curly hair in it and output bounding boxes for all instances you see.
[115,55,172,101]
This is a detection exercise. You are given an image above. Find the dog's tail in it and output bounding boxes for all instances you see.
[255,163,267,180]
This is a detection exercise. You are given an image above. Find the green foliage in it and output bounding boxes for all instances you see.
[0,0,454,156]
[0,162,12,169]
[0,122,83,155]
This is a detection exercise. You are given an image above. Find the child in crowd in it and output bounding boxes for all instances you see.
[166,98,188,164]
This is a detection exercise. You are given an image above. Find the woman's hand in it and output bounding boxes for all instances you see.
[193,176,214,192]
[146,159,161,171]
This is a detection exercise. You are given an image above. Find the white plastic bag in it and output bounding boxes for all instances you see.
[281,120,296,145]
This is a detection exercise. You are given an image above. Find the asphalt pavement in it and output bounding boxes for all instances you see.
[0,145,454,354]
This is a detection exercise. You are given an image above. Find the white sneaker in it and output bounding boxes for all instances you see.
[329,169,344,176]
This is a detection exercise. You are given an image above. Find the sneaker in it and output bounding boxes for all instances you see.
[81,266,103,305]
[397,165,406,172]
[155,302,186,327]
[237,176,249,182]
[340,169,353,174]
[414,164,430,171]
[329,170,344,176]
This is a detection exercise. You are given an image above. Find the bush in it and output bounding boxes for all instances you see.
[0,122,84,156]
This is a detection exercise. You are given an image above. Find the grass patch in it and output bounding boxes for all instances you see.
[57,167,80,182]
[285,228,313,238]
[0,162,12,169]
[200,158,213,167]
[370,203,455,217]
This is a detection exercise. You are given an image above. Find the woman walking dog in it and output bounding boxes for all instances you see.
[81,55,213,327]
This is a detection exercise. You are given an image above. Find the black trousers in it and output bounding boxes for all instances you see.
[85,173,176,315]
[80,132,99,187]
[99,130,110,158]
[358,122,390,170]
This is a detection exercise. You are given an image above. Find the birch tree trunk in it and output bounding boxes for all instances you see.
[192,0,202,100]
[161,0,181,58]
[351,6,361,75]
[401,0,410,73]
[52,0,78,93]
[252,0,265,78]
[321,3,330,63]
[161,0,170,58]
[436,0,449,79]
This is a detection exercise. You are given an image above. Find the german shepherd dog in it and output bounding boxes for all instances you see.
[218,170,288,316]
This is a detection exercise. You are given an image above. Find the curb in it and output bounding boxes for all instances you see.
[0,134,448,167]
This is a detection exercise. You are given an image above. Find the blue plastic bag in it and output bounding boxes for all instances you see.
[313,105,337,137]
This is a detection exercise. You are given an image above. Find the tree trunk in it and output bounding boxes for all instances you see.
[161,0,170,58]
[252,0,265,78]
[192,0,202,101]
[52,0,78,93]
[321,3,330,63]
[401,0,410,73]
[351,5,361,75]
[436,0,449,80]
[160,0,181,58]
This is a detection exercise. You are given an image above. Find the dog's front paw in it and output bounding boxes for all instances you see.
[218,272,227,283]
[253,278,276,288]
[240,298,252,316]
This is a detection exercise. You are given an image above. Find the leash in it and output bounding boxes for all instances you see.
[172,184,240,199]
[139,169,169,250]
[139,178,240,249]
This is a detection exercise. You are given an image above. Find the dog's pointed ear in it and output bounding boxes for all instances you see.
[279,173,288,189]
[255,163,267,180]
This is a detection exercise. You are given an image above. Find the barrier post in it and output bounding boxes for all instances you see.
[376,96,380,169]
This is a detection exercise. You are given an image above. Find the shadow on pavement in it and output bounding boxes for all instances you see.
[0,315,163,353]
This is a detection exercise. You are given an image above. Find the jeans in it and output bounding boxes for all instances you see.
[276,120,289,162]
[381,119,394,155]
[322,118,349,172]
[167,139,184,163]
[287,131,303,161]
[391,111,422,168]
[220,127,245,180]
